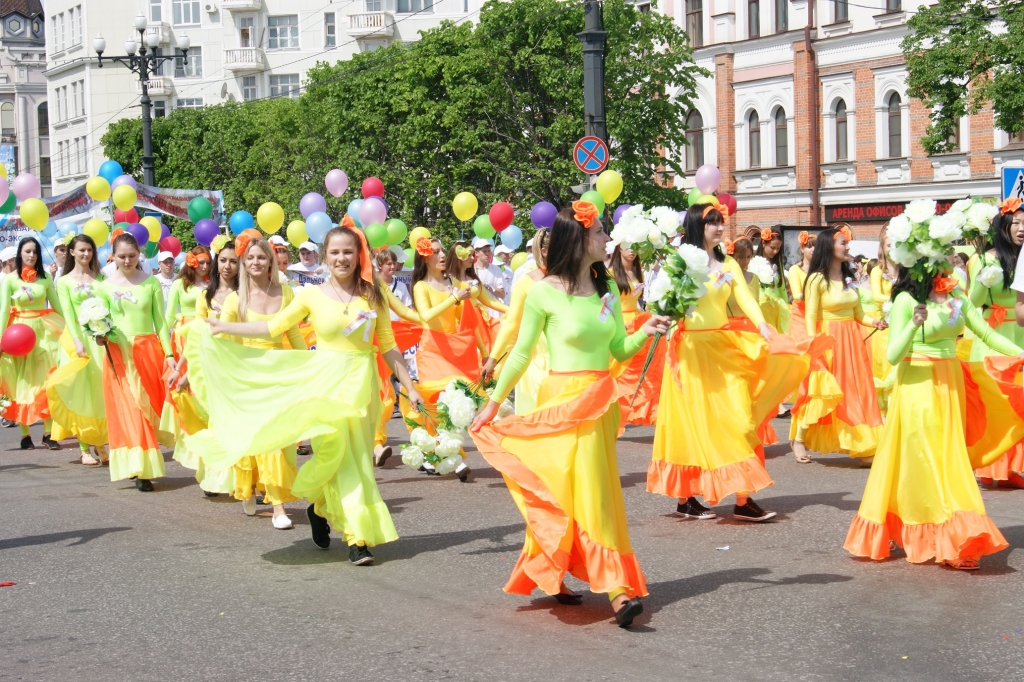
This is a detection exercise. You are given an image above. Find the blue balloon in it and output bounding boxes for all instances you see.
[305,211,333,244]
[58,222,78,237]
[500,224,523,250]
[98,160,123,185]
[174,253,185,267]
[42,221,59,238]
[147,257,158,270]
[229,210,255,233]
[42,249,54,265]
[97,244,112,262]
[346,199,364,228]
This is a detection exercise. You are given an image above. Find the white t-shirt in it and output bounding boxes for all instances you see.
[155,273,175,304]
[499,264,514,304]
[1011,254,1024,294]
[386,279,412,321]
[512,256,535,287]
[475,263,505,318]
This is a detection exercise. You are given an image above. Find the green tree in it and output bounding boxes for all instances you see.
[903,0,1024,155]
[103,0,705,247]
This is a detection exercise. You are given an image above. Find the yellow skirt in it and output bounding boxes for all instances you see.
[1,309,63,425]
[970,318,1024,481]
[46,328,107,445]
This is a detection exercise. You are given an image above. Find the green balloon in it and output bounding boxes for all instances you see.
[144,241,159,257]
[580,190,606,217]
[687,187,703,206]
[0,190,14,214]
[473,214,495,239]
[403,248,414,265]
[114,221,131,232]
[365,222,388,249]
[385,218,408,246]
[698,194,717,205]
[187,196,213,223]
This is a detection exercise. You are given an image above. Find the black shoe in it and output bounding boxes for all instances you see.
[554,591,583,605]
[672,497,716,520]
[733,498,777,522]
[614,598,643,628]
[42,434,61,451]
[203,491,219,498]
[348,544,375,566]
[456,464,471,482]
[1,418,15,428]
[306,505,331,549]
[296,445,311,457]
[135,478,154,492]
[20,435,33,450]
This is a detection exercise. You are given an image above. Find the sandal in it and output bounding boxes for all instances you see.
[941,558,980,571]
[553,584,582,605]
[80,453,100,466]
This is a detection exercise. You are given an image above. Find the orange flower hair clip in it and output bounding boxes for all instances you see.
[798,230,810,246]
[415,237,434,257]
[233,228,261,261]
[572,201,599,228]
[838,225,853,242]
[760,227,774,241]
[1000,197,1022,215]
[723,239,735,255]
[185,252,199,268]
[933,276,957,294]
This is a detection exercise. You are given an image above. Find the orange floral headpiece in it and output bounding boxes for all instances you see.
[798,230,810,246]
[837,225,853,242]
[341,214,356,229]
[1000,197,1022,215]
[185,252,199,268]
[415,237,434,257]
[723,239,735,255]
[233,228,262,261]
[760,227,774,241]
[703,205,723,221]
[572,201,599,228]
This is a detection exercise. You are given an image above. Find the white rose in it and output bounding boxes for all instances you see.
[966,202,998,232]
[944,210,967,229]
[400,445,425,470]
[949,199,974,214]
[676,243,710,275]
[915,241,947,262]
[649,206,681,236]
[746,256,775,284]
[887,214,912,243]
[79,298,110,323]
[621,204,645,223]
[976,264,1003,288]
[927,214,962,245]
[435,431,463,459]
[448,401,476,430]
[496,401,514,420]
[881,300,892,315]
[410,427,436,453]
[87,320,111,336]
[904,199,937,224]
[889,243,920,268]
[435,455,462,476]
[648,232,667,249]
[646,269,673,304]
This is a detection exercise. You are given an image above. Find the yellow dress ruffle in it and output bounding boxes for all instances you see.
[46,328,108,446]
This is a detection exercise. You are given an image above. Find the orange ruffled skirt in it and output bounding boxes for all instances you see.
[648,323,830,506]
[471,371,647,598]
[844,356,1024,563]
[611,309,665,426]
[790,318,882,458]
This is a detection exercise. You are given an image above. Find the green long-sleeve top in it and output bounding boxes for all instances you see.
[887,290,1022,365]
[164,278,205,328]
[968,252,1016,320]
[0,272,62,333]
[491,280,648,403]
[96,277,172,355]
[56,275,104,341]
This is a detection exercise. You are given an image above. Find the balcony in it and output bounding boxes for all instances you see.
[221,0,263,11]
[137,76,174,97]
[347,12,395,38]
[224,47,266,73]
[146,21,171,45]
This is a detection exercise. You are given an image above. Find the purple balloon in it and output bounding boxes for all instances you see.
[325,169,348,198]
[359,196,387,227]
[299,192,328,219]
[530,201,558,229]
[678,210,687,223]
[193,218,220,246]
[127,222,150,246]
[160,223,171,240]
[612,204,631,225]
[112,175,138,191]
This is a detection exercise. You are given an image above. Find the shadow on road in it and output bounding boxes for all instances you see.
[980,524,1023,575]
[0,463,59,472]
[757,491,862,514]
[0,526,131,551]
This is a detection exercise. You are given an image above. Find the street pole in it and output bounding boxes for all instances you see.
[138,47,155,187]
[578,0,608,145]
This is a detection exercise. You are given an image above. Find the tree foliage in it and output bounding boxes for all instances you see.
[904,0,1024,155]
[102,0,705,246]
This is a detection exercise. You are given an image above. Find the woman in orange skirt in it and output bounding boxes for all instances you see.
[790,227,886,465]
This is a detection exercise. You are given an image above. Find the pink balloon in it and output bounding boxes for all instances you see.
[358,196,387,226]
[325,169,348,198]
[694,164,721,195]
[12,173,40,201]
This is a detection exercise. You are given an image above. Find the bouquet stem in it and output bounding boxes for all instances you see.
[629,326,670,408]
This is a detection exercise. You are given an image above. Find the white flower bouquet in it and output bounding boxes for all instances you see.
[78,298,114,345]
[976,264,1003,289]
[746,256,775,286]
[0,394,11,412]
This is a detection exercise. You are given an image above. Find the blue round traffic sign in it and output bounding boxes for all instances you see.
[573,136,609,175]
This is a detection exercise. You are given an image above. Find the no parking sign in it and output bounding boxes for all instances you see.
[573,136,609,175]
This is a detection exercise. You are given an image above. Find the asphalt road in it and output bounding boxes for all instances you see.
[2,416,1023,681]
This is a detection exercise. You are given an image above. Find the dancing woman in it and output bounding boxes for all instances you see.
[196,240,240,319]
[869,227,899,408]
[165,245,211,358]
[756,227,791,333]
[471,202,670,628]
[203,226,422,565]
[0,237,65,450]
[787,231,816,340]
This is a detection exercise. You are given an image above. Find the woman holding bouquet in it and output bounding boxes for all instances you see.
[0,236,65,450]
[471,202,669,628]
[45,235,107,464]
[164,245,211,358]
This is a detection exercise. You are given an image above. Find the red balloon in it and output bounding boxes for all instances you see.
[489,202,514,232]
[716,192,737,217]
[1,323,36,357]
[361,177,385,199]
[159,236,182,257]
[114,208,139,224]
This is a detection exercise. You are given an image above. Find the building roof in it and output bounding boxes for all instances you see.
[0,1,44,18]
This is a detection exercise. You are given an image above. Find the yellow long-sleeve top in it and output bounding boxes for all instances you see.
[265,285,395,354]
[195,290,231,320]
[619,278,643,315]
[869,266,895,308]
[787,264,808,302]
[803,272,875,336]
[384,286,422,324]
[686,257,766,331]
[488,273,538,361]
[726,272,761,319]
[220,285,307,350]
[165,278,206,327]
[413,279,473,334]
[472,282,509,316]
[0,272,62,334]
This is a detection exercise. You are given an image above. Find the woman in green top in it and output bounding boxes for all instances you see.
[0,236,64,450]
[45,235,107,464]
[98,233,175,492]
[471,202,669,628]
[164,245,211,359]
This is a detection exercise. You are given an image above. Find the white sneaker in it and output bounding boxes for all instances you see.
[373,445,392,467]
[241,496,257,516]
[272,513,293,529]
[455,461,471,482]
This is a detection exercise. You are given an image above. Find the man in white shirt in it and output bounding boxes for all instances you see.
[154,251,176,304]
[48,243,67,280]
[493,244,515,304]
[472,237,504,317]
[287,241,328,286]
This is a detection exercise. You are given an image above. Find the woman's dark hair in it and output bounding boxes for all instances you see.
[177,245,211,291]
[16,237,46,281]
[61,235,100,276]
[205,243,239,306]
[756,226,786,290]
[322,226,384,310]
[891,264,933,304]
[681,204,725,262]
[444,240,475,283]
[989,211,1021,290]
[545,208,610,297]
[412,238,443,289]
[803,227,856,298]
[609,244,644,294]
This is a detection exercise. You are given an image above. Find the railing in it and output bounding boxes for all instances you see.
[224,47,265,69]
[348,12,394,36]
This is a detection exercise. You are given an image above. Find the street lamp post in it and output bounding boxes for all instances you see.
[93,15,189,187]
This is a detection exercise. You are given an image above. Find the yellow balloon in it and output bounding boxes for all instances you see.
[408,226,431,247]
[596,170,623,204]
[510,252,528,271]
[19,198,48,230]
[112,184,137,211]
[83,218,110,246]
[86,176,111,201]
[0,164,6,179]
[286,220,308,248]
[140,216,161,242]
[257,202,284,233]
[451,192,478,222]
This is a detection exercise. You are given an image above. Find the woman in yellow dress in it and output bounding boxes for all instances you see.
[869,227,898,411]
[0,237,65,450]
[755,227,790,334]
[164,245,211,359]
[443,239,508,354]
[471,202,670,627]
[790,227,886,465]
[787,231,816,343]
[203,226,422,565]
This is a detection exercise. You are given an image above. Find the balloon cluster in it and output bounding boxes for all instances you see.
[449,192,523,249]
[685,164,736,217]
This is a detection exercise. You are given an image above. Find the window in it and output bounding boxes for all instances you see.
[154,100,166,118]
[268,16,299,50]
[366,0,383,11]
[835,0,848,21]
[1,102,14,140]
[886,0,901,11]
[835,99,848,160]
[775,0,787,32]
[60,86,68,122]
[71,82,79,118]
[73,5,82,45]
[57,141,65,176]
[39,155,50,186]
[685,110,704,172]
[37,102,48,134]
[947,120,961,152]
[748,0,759,38]
[68,7,76,45]
[325,13,336,46]
[270,74,300,99]
[749,111,761,168]
[242,76,258,101]
[774,108,788,166]
[173,0,201,26]
[887,92,902,158]
[1009,131,1024,146]
[73,137,82,175]
[49,17,56,52]
[151,0,163,22]
[58,13,65,52]
[175,46,201,77]
[686,0,703,47]
[239,17,254,47]
[397,0,434,11]
[176,98,204,109]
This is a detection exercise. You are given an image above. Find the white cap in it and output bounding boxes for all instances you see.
[298,241,318,252]
[472,237,494,250]
[526,238,534,247]
[0,246,15,262]
[157,251,174,261]
[494,245,513,256]
[390,245,408,263]
[268,235,287,246]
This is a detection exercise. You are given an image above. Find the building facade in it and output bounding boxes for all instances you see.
[0,0,49,195]
[44,0,477,194]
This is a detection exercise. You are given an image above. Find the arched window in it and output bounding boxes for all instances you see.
[835,99,847,160]
[748,110,761,168]
[774,108,788,166]
[685,110,704,171]
[37,102,48,135]
[887,92,902,158]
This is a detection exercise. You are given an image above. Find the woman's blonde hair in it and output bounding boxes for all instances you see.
[236,238,280,322]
